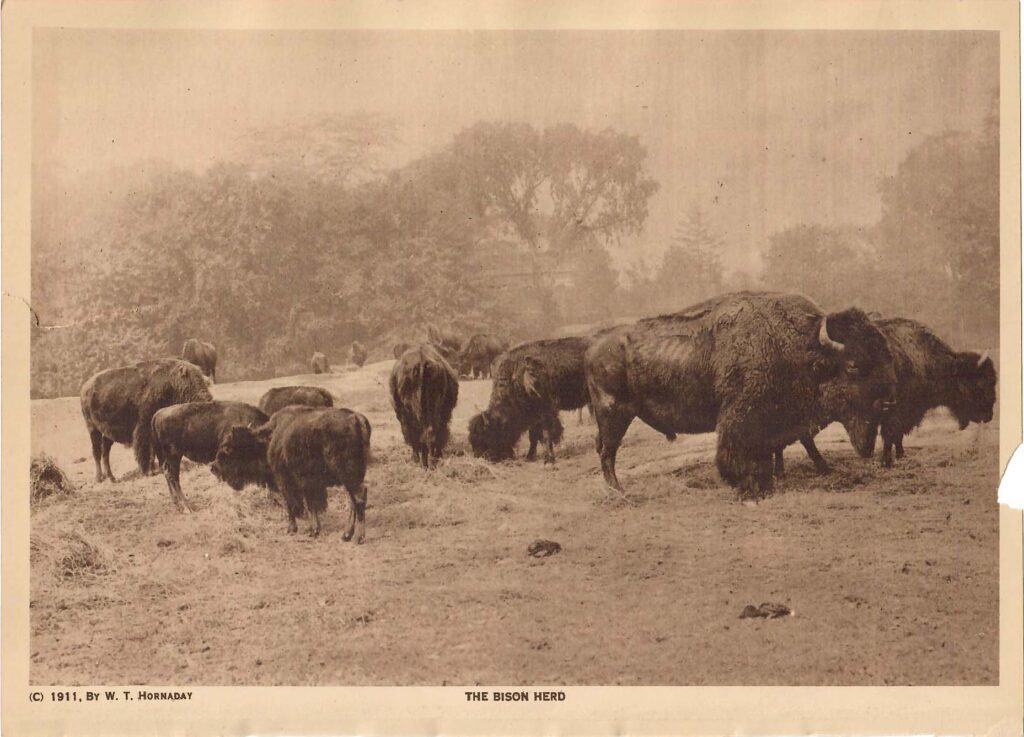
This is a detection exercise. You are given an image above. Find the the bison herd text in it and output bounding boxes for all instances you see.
[79,292,997,542]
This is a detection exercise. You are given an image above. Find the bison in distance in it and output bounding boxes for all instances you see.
[458,334,510,379]
[390,345,459,468]
[80,358,213,483]
[151,401,269,512]
[310,352,329,374]
[393,342,412,360]
[872,317,996,467]
[258,386,334,417]
[350,341,368,368]
[585,292,897,500]
[212,406,372,541]
[469,336,591,464]
[182,339,217,383]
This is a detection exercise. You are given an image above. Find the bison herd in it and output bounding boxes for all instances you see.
[78,291,997,543]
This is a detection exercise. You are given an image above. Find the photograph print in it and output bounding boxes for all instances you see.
[26,26,1002,687]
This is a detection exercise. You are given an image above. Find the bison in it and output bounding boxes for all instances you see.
[350,341,368,368]
[468,337,591,464]
[182,339,217,382]
[425,323,463,358]
[258,386,335,416]
[458,334,510,379]
[310,351,329,374]
[80,358,213,482]
[212,406,372,540]
[393,342,412,360]
[869,317,996,467]
[390,345,459,468]
[151,401,269,512]
[585,292,897,499]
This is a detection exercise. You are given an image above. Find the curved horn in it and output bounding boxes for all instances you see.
[818,317,845,352]
[977,350,990,367]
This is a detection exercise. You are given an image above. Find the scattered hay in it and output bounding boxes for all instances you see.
[30,453,75,506]
[31,529,111,582]
[434,456,508,484]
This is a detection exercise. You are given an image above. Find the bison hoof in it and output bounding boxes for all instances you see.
[342,531,353,542]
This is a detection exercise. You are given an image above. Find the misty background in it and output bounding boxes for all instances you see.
[31,29,998,398]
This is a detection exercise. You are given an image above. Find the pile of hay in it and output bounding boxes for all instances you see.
[30,530,109,581]
[30,453,75,506]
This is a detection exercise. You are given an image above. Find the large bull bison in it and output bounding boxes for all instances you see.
[80,358,213,482]
[469,337,591,464]
[212,406,372,541]
[458,334,510,379]
[585,292,897,499]
[182,339,217,382]
[350,341,368,368]
[151,401,269,512]
[310,352,329,374]
[258,386,335,416]
[870,317,996,467]
[390,345,459,468]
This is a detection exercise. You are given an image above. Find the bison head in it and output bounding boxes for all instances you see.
[211,424,272,491]
[468,410,517,462]
[172,361,214,403]
[815,308,897,453]
[949,351,997,428]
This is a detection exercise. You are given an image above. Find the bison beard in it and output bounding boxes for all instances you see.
[585,292,896,500]
[390,345,459,468]
[80,359,213,482]
[151,401,269,512]
[212,406,372,541]
[468,337,590,464]
[258,386,334,416]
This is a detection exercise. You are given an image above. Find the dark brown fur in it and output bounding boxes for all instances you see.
[469,336,591,464]
[80,358,213,482]
[152,401,268,511]
[258,386,335,416]
[389,345,459,468]
[458,334,510,379]
[585,292,896,499]
[182,339,217,382]
[212,406,372,540]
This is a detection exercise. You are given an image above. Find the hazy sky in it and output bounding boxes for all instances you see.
[34,29,998,273]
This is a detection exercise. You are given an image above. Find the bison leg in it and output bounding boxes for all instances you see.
[89,429,105,482]
[341,482,367,544]
[773,449,785,478]
[716,422,772,501]
[162,455,193,513]
[800,435,831,474]
[895,437,905,459]
[542,418,557,465]
[594,408,634,492]
[881,440,894,468]
[101,436,117,483]
[132,420,153,475]
[526,426,540,462]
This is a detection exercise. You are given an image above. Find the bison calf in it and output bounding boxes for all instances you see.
[469,337,591,464]
[81,358,213,482]
[258,386,334,416]
[213,406,372,541]
[390,345,459,468]
[152,401,269,512]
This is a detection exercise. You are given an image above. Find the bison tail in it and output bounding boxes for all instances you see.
[305,485,328,516]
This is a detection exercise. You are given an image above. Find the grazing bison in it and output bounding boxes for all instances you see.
[80,358,213,482]
[585,292,897,499]
[469,337,591,464]
[869,317,996,467]
[393,342,412,360]
[151,401,268,512]
[425,323,463,357]
[310,351,329,374]
[350,341,368,368]
[212,406,371,540]
[458,334,510,379]
[182,339,217,382]
[390,345,459,468]
[258,386,335,417]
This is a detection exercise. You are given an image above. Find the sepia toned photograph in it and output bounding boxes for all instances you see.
[8,4,1016,719]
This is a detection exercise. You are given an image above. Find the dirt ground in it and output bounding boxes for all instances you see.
[30,360,999,685]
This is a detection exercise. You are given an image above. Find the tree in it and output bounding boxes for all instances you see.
[652,203,727,311]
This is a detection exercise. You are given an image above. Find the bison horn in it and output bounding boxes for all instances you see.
[818,317,845,352]
[977,350,990,367]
